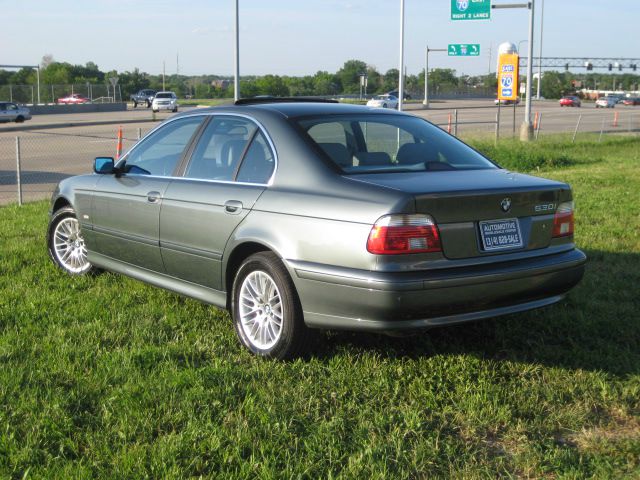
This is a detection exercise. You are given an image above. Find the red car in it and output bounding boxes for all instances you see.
[559,96,581,107]
[622,97,640,106]
[57,94,90,105]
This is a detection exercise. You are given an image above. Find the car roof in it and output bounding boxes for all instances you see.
[178,100,405,119]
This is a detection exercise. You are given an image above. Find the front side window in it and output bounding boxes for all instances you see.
[122,116,204,176]
[298,114,497,173]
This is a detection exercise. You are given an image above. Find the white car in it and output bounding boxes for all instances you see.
[595,97,617,108]
[366,94,399,109]
[0,102,32,123]
[151,91,178,113]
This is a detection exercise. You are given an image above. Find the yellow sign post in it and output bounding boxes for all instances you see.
[497,53,519,101]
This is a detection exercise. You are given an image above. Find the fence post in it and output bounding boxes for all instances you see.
[15,137,23,206]
[535,113,542,140]
[613,111,619,128]
[572,114,582,143]
[495,111,500,145]
[599,118,605,142]
[512,101,517,137]
[454,109,458,136]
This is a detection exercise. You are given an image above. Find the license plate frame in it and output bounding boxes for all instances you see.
[479,218,524,252]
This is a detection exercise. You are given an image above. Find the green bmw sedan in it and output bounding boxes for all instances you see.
[47,99,586,358]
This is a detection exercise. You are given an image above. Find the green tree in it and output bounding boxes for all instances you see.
[337,60,368,94]
[254,75,289,96]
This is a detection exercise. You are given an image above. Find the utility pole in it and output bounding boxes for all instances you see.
[234,0,240,101]
[398,0,405,111]
[536,0,544,99]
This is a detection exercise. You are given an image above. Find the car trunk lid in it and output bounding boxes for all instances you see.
[351,169,572,259]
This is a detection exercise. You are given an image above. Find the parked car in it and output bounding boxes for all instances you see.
[559,96,581,107]
[47,99,586,359]
[0,102,32,123]
[386,90,411,100]
[130,89,157,108]
[595,97,617,108]
[151,91,178,113]
[622,97,640,106]
[366,94,399,109]
[494,98,520,105]
[57,94,91,104]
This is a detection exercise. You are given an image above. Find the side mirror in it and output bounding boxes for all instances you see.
[94,156,115,174]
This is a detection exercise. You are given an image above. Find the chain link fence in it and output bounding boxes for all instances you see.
[0,125,153,205]
[0,84,120,105]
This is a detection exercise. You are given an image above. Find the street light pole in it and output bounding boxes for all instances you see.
[234,0,240,101]
[398,0,405,111]
[423,46,429,107]
[536,0,545,99]
[520,0,535,141]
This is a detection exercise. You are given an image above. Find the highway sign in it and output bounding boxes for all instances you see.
[448,44,481,56]
[451,0,491,21]
[497,53,519,100]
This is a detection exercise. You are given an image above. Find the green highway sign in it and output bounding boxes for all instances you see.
[448,44,481,56]
[451,0,491,21]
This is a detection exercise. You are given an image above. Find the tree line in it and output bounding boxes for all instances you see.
[1,56,638,100]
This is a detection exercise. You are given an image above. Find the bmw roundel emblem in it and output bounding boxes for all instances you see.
[500,198,512,212]
[456,1,469,11]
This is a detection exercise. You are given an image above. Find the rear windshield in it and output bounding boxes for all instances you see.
[297,114,497,174]
[156,93,173,99]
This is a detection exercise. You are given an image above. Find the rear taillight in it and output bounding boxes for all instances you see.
[552,201,574,237]
[367,214,442,254]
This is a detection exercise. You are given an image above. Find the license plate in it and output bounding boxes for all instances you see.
[479,218,524,251]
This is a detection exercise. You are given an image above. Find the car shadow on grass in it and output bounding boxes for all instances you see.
[317,249,640,376]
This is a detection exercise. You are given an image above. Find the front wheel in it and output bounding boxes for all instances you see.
[232,252,313,359]
[47,207,94,275]
[15,116,24,123]
[133,101,138,108]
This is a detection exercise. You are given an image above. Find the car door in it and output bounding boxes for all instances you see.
[90,115,205,272]
[159,115,276,290]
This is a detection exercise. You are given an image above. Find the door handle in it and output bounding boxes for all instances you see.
[147,191,161,203]
[224,200,243,214]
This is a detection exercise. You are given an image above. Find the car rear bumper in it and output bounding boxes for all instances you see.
[289,248,586,331]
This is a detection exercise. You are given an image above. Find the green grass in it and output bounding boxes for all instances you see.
[1,136,639,478]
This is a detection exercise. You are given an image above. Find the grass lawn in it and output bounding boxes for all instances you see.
[1,136,639,478]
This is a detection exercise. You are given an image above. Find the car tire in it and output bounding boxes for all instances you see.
[382,103,387,108]
[232,251,313,359]
[15,116,24,123]
[47,206,95,275]
[133,101,138,108]
[152,109,158,113]
[172,107,178,113]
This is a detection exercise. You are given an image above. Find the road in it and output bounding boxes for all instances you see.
[1,100,638,205]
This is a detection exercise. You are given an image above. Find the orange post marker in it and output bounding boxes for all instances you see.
[533,112,539,130]
[613,112,619,128]
[116,126,123,159]
[447,113,452,133]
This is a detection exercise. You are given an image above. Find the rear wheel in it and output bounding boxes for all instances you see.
[232,252,313,359]
[15,116,24,123]
[47,206,94,275]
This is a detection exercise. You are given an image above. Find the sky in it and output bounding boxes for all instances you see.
[1,0,638,77]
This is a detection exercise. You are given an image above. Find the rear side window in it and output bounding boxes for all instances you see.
[185,117,257,181]
[236,132,275,184]
[299,114,496,173]
[123,116,204,176]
